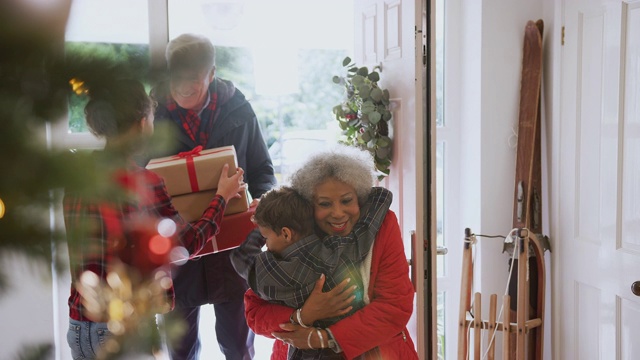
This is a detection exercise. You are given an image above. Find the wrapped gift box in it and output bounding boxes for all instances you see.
[172,206,257,263]
[194,205,258,258]
[171,188,251,222]
[146,145,238,197]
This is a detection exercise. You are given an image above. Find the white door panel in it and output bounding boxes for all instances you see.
[558,0,640,358]
[354,0,429,358]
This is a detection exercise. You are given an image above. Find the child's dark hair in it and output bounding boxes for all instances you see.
[84,78,154,139]
[253,186,314,237]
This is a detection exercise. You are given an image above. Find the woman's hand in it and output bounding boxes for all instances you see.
[271,323,316,350]
[298,274,357,325]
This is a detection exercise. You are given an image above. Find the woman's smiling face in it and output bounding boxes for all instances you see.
[312,178,360,236]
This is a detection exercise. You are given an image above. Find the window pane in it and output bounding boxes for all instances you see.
[437,291,446,360]
[64,0,150,133]
[436,141,445,276]
[66,0,149,44]
[167,0,353,50]
[435,0,444,127]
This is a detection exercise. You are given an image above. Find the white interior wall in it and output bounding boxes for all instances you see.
[0,254,57,358]
[478,0,544,320]
[541,0,563,359]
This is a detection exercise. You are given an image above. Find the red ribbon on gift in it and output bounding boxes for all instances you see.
[176,145,203,158]
[175,145,203,192]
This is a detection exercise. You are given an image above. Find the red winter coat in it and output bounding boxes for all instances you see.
[244,210,419,360]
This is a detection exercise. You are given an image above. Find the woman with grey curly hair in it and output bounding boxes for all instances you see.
[289,146,374,207]
[243,146,419,359]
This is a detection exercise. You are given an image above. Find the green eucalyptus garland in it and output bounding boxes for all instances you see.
[332,56,392,180]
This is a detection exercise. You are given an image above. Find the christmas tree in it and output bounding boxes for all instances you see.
[1,1,179,358]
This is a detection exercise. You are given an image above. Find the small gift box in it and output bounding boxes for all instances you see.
[146,145,238,197]
[171,188,251,223]
[194,205,258,258]
[171,206,257,263]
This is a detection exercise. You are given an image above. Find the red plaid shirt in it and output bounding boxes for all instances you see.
[63,158,225,321]
[165,89,218,147]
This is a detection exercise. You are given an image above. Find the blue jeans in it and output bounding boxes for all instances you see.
[67,318,161,359]
[67,319,112,360]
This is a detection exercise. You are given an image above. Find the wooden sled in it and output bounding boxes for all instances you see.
[457,228,546,360]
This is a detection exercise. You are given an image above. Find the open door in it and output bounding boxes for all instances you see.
[353,0,434,359]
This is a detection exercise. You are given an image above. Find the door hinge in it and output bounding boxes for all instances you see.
[561,26,565,46]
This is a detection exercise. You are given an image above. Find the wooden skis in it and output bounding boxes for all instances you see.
[507,19,546,360]
[511,20,543,236]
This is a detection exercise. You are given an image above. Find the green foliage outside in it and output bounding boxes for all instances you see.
[65,42,151,133]
[64,43,347,149]
[249,49,348,147]
[184,46,348,148]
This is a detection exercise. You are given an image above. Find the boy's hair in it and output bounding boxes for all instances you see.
[165,33,216,74]
[253,186,314,237]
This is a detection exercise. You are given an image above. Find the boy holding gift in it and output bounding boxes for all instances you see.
[64,78,246,359]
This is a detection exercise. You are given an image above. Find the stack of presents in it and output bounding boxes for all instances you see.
[146,145,256,258]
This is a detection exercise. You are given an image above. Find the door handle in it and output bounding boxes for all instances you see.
[409,231,416,292]
[408,248,447,265]
[632,281,640,296]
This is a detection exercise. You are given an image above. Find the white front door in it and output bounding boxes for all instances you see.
[556,0,640,358]
[353,0,431,358]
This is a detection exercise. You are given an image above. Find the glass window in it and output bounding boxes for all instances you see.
[63,0,150,135]
[167,0,353,182]
[436,141,445,276]
[437,291,446,360]
[435,0,455,359]
[435,0,444,128]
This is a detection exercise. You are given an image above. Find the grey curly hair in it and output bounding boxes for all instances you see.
[289,145,375,205]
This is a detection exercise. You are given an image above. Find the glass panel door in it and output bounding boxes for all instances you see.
[435,0,463,358]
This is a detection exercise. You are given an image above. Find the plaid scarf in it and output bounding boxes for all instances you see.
[165,82,218,146]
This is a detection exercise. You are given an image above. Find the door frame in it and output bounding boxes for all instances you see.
[423,0,438,358]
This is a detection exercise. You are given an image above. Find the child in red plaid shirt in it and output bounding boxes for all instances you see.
[63,78,245,359]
